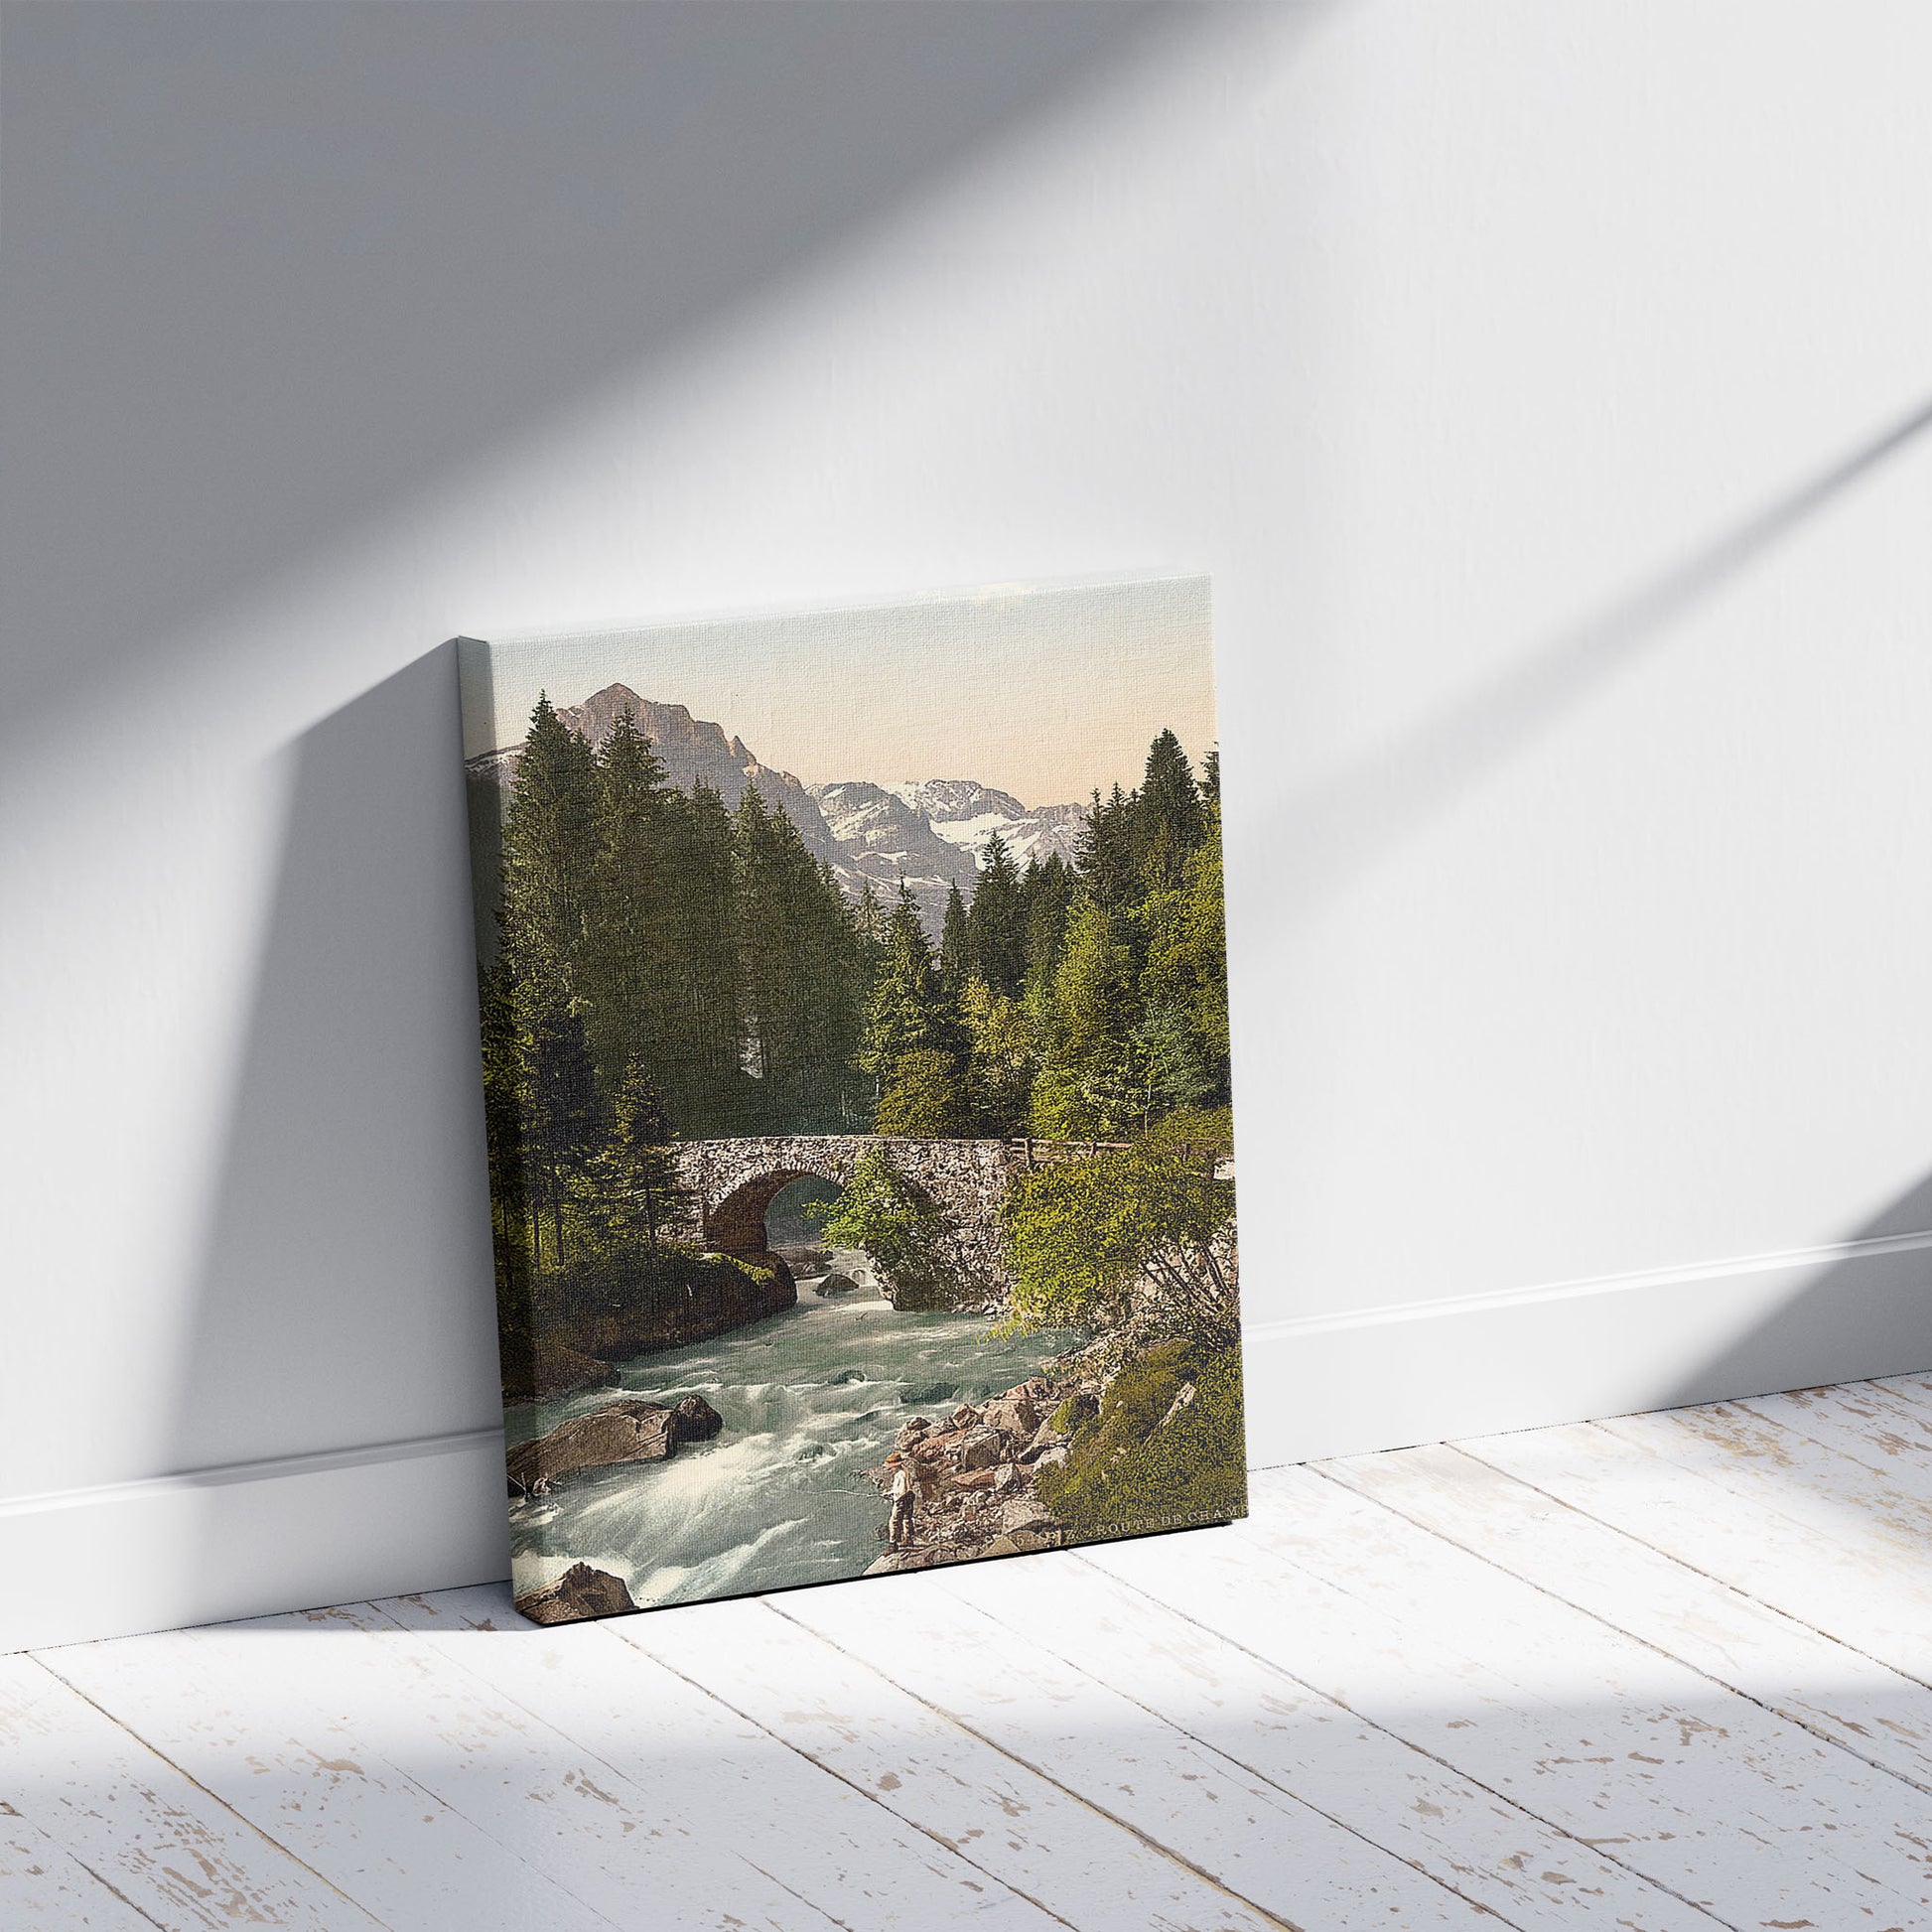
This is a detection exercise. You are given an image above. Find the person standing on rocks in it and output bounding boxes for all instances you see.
[886,1452,918,1549]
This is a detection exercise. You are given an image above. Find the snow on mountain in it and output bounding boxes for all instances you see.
[807,781,979,931]
[884,779,1086,869]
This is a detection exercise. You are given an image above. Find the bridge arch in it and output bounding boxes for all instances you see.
[704,1166,846,1256]
[672,1136,1034,1309]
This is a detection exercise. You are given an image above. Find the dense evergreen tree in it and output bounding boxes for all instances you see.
[875,1047,973,1136]
[733,789,866,1130]
[1140,830,1230,1097]
[511,959,604,1267]
[660,778,746,1134]
[961,978,1035,1135]
[498,694,599,981]
[581,709,680,1093]
[587,1057,690,1246]
[1136,728,1206,895]
[939,883,972,993]
[966,833,1027,996]
[1022,853,1076,991]
[853,881,890,974]
[1030,898,1139,1138]
[1077,784,1141,913]
[860,885,969,1122]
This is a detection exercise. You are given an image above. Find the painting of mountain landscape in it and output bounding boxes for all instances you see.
[456,576,1243,1624]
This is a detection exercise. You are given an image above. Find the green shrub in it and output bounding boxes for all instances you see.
[1037,1341,1245,1542]
[1049,1394,1095,1435]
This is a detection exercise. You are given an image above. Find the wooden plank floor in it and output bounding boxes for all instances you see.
[10,1377,1932,1931]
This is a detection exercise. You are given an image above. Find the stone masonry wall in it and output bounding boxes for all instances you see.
[671,1136,1039,1308]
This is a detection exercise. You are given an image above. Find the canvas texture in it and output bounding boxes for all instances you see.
[457,576,1244,1626]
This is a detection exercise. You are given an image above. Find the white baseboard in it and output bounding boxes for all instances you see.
[1242,1226,1932,1466]
[8,1230,1931,1654]
[0,1429,507,1655]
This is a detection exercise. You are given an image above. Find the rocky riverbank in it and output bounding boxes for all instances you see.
[861,1368,1099,1574]
[506,1250,797,1400]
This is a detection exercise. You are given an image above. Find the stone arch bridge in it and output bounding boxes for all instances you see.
[670,1136,1116,1308]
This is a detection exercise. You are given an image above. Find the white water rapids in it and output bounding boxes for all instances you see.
[504,1252,1077,1610]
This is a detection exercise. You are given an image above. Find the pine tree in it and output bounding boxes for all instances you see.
[594,1057,690,1246]
[1137,729,1205,895]
[966,832,1027,996]
[581,707,679,1094]
[939,883,973,992]
[510,959,603,1267]
[853,881,890,975]
[660,778,745,1133]
[860,885,969,1125]
[1140,781,1231,1102]
[733,789,866,1130]
[1077,784,1141,913]
[875,1047,972,1136]
[961,977,1035,1136]
[498,694,599,983]
[1030,897,1138,1138]
[1023,852,1076,990]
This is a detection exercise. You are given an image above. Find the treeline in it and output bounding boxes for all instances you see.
[475,697,1229,1285]
[477,697,869,1282]
[880,727,1230,1141]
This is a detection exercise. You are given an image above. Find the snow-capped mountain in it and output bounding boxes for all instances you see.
[807,781,981,927]
[470,686,1087,930]
[883,779,1086,869]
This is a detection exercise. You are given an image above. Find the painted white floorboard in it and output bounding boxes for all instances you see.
[624,1592,1282,1932]
[21,1378,1932,1932]
[0,1801,166,1932]
[1087,1474,1928,1928]
[932,1549,1711,1931]
[1325,1440,1932,1794]
[1736,1381,1932,1488]
[1465,1418,1932,1692]
[0,1651,380,1931]
[374,1583,1057,1932]
[1262,1467,1932,1918]
[783,1565,1490,1929]
[40,1620,627,1932]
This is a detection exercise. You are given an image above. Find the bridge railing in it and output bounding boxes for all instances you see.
[1003,1137,1231,1178]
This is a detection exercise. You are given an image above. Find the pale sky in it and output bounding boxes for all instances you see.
[459,574,1215,808]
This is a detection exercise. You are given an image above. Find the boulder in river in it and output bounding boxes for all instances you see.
[508,1397,716,1496]
[671,1394,725,1443]
[513,1563,637,1624]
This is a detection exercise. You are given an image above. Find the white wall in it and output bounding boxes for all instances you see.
[6,0,1932,1650]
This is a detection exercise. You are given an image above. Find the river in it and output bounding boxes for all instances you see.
[503,1252,1079,1610]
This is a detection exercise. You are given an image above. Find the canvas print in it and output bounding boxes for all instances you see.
[457,576,1243,1625]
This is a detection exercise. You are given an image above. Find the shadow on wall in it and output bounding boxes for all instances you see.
[0,0,1179,740]
[167,645,501,1490]
[1656,1170,1932,1415]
